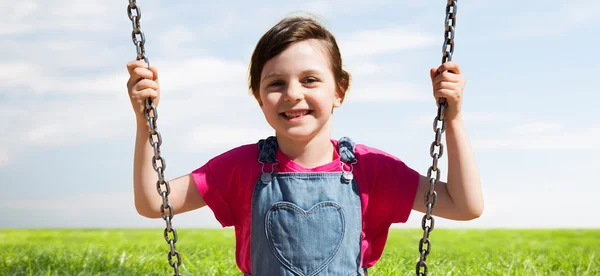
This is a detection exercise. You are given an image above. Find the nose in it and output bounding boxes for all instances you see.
[282,82,304,102]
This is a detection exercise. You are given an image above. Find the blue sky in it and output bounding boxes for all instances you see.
[1,0,598,229]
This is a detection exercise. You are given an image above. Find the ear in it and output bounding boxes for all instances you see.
[253,91,264,106]
[333,96,342,108]
[333,87,345,108]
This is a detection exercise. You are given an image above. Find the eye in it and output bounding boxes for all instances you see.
[302,77,318,84]
[269,80,284,87]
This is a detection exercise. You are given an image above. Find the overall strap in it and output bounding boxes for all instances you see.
[258,136,357,163]
[338,136,357,164]
[258,136,278,163]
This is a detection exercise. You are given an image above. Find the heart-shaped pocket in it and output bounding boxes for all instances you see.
[265,201,346,276]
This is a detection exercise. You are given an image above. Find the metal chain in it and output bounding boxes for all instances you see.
[127,1,182,275]
[415,1,457,275]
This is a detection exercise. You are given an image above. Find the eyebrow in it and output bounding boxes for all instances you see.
[261,69,324,83]
[261,72,282,83]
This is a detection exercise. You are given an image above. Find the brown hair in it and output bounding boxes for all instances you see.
[248,15,351,103]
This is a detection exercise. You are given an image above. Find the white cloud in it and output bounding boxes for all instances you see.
[507,121,562,136]
[0,0,125,35]
[564,0,600,24]
[405,114,600,151]
[0,1,39,35]
[348,63,384,76]
[273,0,425,17]
[483,0,599,41]
[347,80,430,102]
[0,39,125,95]
[0,4,256,167]
[178,126,274,153]
[474,125,600,150]
[411,114,600,151]
[0,62,39,89]
[156,26,204,57]
[2,99,132,147]
[0,151,9,166]
[461,112,522,124]
[395,168,600,229]
[0,92,251,163]
[0,55,247,98]
[345,61,415,77]
[0,39,121,76]
[155,57,248,92]
[413,112,530,126]
[0,61,125,95]
[339,27,438,59]
[4,194,119,221]
[4,192,131,211]
[0,100,253,168]
[0,46,251,156]
[2,190,224,228]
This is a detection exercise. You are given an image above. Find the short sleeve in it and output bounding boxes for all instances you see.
[191,161,235,227]
[386,159,420,223]
[362,147,420,224]
[190,144,260,228]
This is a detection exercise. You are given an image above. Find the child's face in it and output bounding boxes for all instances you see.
[258,39,343,141]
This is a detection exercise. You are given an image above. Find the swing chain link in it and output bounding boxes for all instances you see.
[127,0,148,65]
[127,1,182,275]
[416,1,457,275]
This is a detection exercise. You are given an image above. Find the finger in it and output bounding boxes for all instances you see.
[148,66,159,81]
[132,88,159,101]
[131,67,155,81]
[437,62,461,74]
[133,79,159,92]
[126,60,149,75]
[434,80,458,91]
[430,68,438,81]
[433,88,456,99]
[433,71,462,85]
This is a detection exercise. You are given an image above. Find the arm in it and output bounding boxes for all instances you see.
[412,114,483,220]
[127,60,205,218]
[412,62,483,221]
[133,122,206,219]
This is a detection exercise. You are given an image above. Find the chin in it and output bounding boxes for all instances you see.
[277,128,318,141]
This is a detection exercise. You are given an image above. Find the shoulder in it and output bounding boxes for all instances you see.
[348,140,418,186]
[348,140,421,223]
[205,143,260,166]
[190,142,260,228]
[193,142,260,177]
[352,142,410,169]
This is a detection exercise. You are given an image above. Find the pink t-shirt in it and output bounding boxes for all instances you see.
[192,139,420,274]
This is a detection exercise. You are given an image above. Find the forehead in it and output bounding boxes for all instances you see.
[261,39,331,76]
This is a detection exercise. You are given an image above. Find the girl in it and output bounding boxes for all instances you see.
[126,16,483,276]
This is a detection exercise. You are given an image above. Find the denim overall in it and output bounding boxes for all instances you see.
[245,136,367,276]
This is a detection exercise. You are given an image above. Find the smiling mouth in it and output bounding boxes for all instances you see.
[280,110,313,119]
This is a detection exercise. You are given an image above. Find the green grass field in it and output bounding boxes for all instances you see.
[1,228,598,275]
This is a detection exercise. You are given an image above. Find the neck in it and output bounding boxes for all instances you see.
[276,128,335,169]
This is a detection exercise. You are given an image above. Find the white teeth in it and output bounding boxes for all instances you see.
[284,110,309,118]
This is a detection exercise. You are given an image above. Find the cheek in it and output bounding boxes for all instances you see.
[313,86,339,110]
[261,93,279,112]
